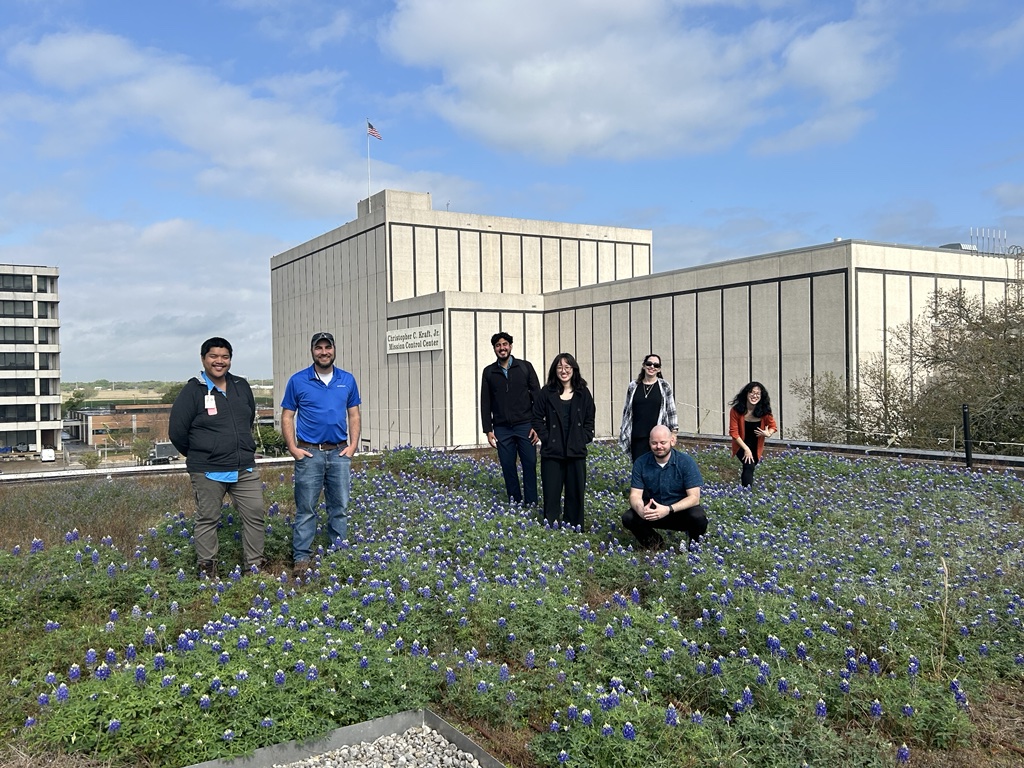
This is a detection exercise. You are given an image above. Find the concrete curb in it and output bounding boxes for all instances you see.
[181,708,507,768]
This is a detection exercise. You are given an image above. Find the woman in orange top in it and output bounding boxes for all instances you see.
[728,381,777,487]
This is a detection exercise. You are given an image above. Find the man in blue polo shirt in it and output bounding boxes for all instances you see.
[281,332,361,577]
[622,425,708,551]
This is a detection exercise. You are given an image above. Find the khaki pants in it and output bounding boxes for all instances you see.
[189,470,265,568]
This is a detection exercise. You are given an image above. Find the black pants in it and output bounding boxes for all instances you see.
[622,502,707,548]
[541,456,586,528]
[736,452,758,487]
[630,436,651,463]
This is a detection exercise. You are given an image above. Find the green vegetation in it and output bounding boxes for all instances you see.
[791,288,1024,455]
[0,446,1021,767]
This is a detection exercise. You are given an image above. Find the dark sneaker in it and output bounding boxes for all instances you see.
[292,561,310,579]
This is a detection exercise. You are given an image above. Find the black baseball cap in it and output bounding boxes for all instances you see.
[310,332,335,347]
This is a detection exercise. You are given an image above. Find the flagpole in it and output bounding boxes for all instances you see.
[366,118,372,213]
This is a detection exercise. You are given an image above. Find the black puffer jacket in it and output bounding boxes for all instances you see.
[168,375,257,473]
[532,386,596,458]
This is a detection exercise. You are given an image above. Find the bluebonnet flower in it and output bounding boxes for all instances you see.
[85,648,97,665]
[567,704,578,721]
[45,672,56,685]
[601,723,613,737]
[199,695,211,709]
[24,716,36,728]
[557,750,569,764]
[549,719,559,732]
[68,664,80,681]
[56,683,69,703]
[38,693,50,706]
[815,699,827,718]
[274,669,286,686]
[107,719,121,733]
[902,703,914,717]
[581,709,593,726]
[665,704,679,726]
[896,743,910,764]
[260,717,274,727]
[691,710,703,725]
[622,722,636,740]
[445,667,456,685]
[870,699,882,719]
[222,729,234,741]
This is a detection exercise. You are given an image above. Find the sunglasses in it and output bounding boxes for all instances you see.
[643,361,662,369]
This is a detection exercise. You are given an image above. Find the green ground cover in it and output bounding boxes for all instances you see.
[0,445,1022,767]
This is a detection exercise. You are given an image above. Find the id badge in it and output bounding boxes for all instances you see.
[205,393,217,415]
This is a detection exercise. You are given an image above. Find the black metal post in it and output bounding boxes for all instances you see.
[962,404,972,469]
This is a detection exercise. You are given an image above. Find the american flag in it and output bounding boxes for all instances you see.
[367,122,382,140]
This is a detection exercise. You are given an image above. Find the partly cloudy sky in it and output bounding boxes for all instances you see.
[1,0,1022,381]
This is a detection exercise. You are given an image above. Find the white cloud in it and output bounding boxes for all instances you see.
[381,0,894,159]
[308,10,353,50]
[990,182,1024,211]
[0,218,283,380]
[4,30,456,216]
[976,11,1024,69]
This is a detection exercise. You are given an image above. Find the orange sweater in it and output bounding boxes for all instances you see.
[728,409,777,461]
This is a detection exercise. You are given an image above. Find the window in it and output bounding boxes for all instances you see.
[0,301,33,318]
[0,379,35,396]
[0,327,34,344]
[39,378,57,396]
[0,404,35,423]
[39,353,57,370]
[0,353,33,370]
[0,274,34,292]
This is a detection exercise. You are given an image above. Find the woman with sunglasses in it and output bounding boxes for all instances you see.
[619,354,679,462]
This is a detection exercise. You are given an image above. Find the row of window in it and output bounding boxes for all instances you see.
[0,405,59,422]
[0,327,57,344]
[0,353,59,370]
[0,378,59,396]
[0,301,59,319]
[0,275,55,293]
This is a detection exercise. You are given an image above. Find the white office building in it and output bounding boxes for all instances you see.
[271,190,1017,450]
[0,264,61,453]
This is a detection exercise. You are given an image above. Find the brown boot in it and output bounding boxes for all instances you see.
[198,560,218,579]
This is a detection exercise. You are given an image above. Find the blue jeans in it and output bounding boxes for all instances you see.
[494,422,537,504]
[292,448,351,563]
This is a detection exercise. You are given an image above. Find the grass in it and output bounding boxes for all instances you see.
[0,445,1022,767]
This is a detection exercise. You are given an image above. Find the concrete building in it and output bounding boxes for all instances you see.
[0,264,61,454]
[271,191,1018,449]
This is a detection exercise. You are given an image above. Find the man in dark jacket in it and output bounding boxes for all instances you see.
[169,337,265,578]
[480,331,540,504]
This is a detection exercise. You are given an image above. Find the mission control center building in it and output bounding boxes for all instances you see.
[270,189,1017,452]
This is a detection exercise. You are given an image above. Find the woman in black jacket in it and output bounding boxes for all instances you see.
[532,352,596,529]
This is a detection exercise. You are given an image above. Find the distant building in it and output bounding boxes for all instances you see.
[271,190,1019,449]
[0,264,61,453]
[75,404,172,448]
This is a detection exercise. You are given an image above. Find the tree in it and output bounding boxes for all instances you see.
[79,452,102,469]
[161,382,186,404]
[790,288,1024,454]
[131,438,153,464]
[254,425,286,457]
[62,387,95,416]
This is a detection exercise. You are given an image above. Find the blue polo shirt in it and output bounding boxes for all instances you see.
[281,365,361,444]
[629,449,703,505]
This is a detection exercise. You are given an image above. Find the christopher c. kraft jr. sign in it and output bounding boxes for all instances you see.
[386,324,444,354]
